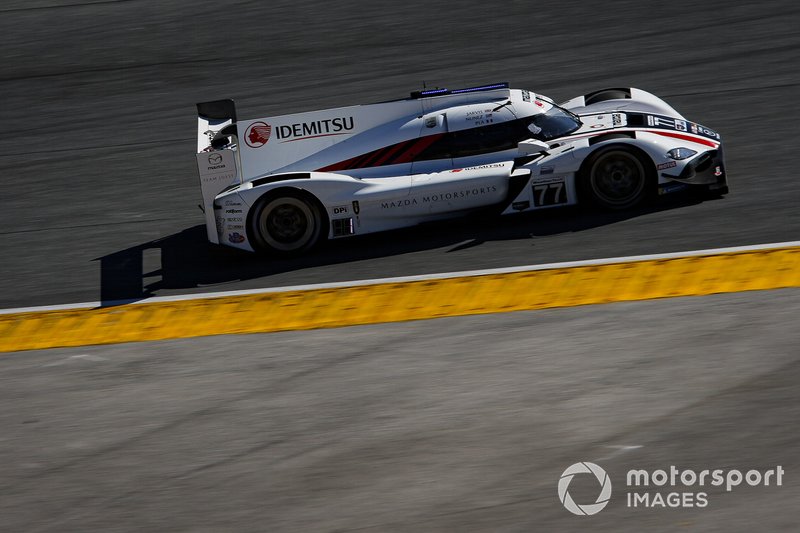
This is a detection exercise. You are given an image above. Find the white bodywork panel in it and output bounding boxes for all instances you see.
[216,163,525,252]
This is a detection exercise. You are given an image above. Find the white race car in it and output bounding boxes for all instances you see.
[196,83,727,255]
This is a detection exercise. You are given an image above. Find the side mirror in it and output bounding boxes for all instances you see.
[518,139,550,155]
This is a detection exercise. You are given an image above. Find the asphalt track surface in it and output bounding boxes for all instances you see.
[1,289,798,531]
[2,0,800,308]
[2,2,800,532]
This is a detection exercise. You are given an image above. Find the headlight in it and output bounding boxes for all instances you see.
[667,148,697,160]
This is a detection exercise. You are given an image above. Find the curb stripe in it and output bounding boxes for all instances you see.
[4,241,797,315]
[1,244,798,353]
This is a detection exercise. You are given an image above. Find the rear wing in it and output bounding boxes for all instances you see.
[196,100,241,244]
[196,99,237,151]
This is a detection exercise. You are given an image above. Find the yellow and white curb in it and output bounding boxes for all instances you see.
[1,242,798,352]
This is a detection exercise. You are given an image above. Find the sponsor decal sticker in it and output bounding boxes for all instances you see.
[691,123,720,139]
[245,121,272,148]
[657,161,677,170]
[332,205,349,215]
[646,115,720,140]
[450,163,505,172]
[421,186,498,203]
[464,163,505,171]
[352,201,360,215]
[228,232,246,244]
[540,165,555,175]
[380,185,499,209]
[382,198,418,209]
[276,117,355,143]
[522,90,531,102]
[198,150,235,177]
[225,208,243,214]
[648,115,669,128]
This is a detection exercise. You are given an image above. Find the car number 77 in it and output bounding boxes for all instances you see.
[533,181,567,207]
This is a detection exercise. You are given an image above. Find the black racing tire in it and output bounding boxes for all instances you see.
[579,146,654,210]
[584,89,630,106]
[249,189,326,256]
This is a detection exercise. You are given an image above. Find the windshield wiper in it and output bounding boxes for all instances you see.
[539,96,582,124]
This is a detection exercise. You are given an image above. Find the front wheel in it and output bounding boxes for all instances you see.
[581,147,652,210]
[250,191,325,256]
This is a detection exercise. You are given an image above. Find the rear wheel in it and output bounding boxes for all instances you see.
[250,191,325,255]
[581,147,652,210]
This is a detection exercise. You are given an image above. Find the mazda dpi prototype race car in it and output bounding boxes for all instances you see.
[196,83,727,254]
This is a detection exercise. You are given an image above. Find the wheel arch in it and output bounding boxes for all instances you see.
[246,186,330,253]
[583,88,632,106]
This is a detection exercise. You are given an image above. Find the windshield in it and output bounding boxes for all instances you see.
[525,106,582,141]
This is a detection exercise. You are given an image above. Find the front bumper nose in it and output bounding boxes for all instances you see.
[661,147,726,186]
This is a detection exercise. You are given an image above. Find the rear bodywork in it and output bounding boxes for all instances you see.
[196,84,727,251]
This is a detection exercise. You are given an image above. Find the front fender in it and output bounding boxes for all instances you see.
[561,87,686,119]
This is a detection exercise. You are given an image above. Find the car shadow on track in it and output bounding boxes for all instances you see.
[95,194,712,306]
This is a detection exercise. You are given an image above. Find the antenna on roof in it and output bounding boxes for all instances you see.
[410,82,508,99]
